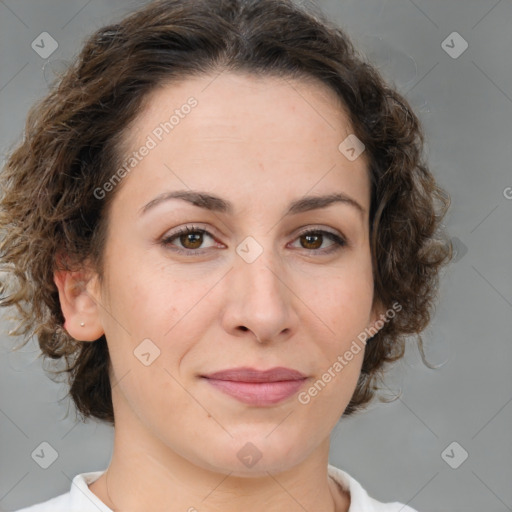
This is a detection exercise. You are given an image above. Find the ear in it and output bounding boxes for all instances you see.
[368,297,387,335]
[53,257,105,342]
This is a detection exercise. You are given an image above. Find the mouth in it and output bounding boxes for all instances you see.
[201,367,308,406]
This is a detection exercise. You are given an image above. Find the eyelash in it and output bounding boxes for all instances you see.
[160,224,347,256]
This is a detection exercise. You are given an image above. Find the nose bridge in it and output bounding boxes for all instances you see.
[235,236,287,303]
[225,233,294,341]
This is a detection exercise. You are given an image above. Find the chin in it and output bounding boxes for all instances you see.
[186,429,315,477]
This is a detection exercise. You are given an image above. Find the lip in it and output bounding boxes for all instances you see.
[202,366,306,382]
[201,367,307,406]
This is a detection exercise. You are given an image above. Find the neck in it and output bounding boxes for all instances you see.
[88,386,350,511]
[89,429,350,511]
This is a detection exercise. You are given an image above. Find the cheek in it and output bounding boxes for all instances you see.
[112,358,206,436]
[104,257,215,341]
[307,266,374,340]
[100,269,221,419]
[102,274,207,422]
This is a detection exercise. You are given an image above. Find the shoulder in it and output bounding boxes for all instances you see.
[328,464,420,512]
[12,492,72,512]
[12,470,110,512]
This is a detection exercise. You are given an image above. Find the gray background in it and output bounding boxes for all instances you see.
[0,0,511,510]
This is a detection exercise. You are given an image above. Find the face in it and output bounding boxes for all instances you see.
[84,72,382,476]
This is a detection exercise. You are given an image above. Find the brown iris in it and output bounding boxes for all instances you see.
[179,231,204,250]
[300,232,323,250]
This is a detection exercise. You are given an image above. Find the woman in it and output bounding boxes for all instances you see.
[0,0,452,510]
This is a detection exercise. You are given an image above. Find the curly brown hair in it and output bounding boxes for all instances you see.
[0,0,452,426]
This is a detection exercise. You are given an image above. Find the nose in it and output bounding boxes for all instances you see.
[221,245,298,344]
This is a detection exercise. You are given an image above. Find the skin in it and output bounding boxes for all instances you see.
[54,71,385,512]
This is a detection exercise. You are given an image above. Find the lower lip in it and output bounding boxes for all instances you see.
[203,378,306,406]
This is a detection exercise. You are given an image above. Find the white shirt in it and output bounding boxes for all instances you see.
[14,464,419,511]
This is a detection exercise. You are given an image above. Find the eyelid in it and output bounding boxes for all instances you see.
[159,223,347,255]
[160,224,220,247]
[294,225,344,238]
[289,226,347,252]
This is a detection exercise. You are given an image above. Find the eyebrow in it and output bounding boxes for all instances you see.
[139,190,365,217]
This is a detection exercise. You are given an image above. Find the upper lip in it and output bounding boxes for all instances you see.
[202,367,306,382]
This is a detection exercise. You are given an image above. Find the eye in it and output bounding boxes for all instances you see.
[289,228,346,254]
[160,225,347,256]
[160,225,220,255]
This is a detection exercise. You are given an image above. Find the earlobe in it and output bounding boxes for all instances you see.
[53,265,104,342]
[368,298,387,336]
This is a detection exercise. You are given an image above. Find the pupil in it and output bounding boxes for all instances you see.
[182,232,202,249]
[303,234,321,249]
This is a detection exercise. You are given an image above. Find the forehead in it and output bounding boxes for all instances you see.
[113,71,371,218]
[125,71,356,156]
